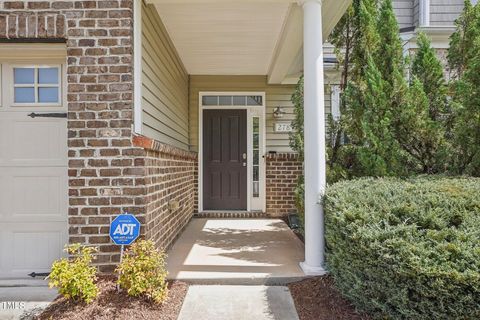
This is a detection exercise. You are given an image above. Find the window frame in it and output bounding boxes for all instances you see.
[10,64,62,107]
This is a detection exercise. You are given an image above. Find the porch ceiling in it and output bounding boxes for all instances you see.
[153,2,290,76]
[146,0,351,83]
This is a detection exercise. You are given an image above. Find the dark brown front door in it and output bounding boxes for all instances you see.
[203,109,247,210]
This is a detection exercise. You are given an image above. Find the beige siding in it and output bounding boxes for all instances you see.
[413,0,420,26]
[430,0,464,26]
[189,75,333,154]
[141,3,189,150]
[394,0,414,28]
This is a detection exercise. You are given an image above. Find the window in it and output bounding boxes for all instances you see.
[13,66,61,105]
[202,95,263,107]
[331,85,341,121]
[252,117,260,198]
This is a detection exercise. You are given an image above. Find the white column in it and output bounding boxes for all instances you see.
[419,0,430,27]
[300,0,327,275]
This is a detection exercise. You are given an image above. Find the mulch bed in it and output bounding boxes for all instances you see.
[288,276,370,320]
[35,276,188,320]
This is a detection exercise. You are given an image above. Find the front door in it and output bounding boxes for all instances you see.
[203,109,247,210]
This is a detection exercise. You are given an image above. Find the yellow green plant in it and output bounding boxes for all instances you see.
[116,240,169,304]
[48,243,98,303]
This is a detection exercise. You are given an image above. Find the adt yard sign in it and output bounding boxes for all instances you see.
[109,214,140,245]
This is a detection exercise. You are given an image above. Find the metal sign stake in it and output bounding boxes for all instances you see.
[109,213,141,293]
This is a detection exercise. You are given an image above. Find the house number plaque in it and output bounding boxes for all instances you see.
[274,122,293,133]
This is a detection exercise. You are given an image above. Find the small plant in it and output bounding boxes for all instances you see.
[116,240,169,304]
[49,243,98,303]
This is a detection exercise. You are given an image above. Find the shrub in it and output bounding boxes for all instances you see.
[116,240,169,304]
[325,176,480,319]
[48,244,98,303]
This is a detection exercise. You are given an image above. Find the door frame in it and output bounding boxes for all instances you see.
[198,91,266,213]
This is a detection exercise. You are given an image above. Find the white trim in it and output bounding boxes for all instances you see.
[198,91,266,213]
[133,0,143,135]
[419,0,430,27]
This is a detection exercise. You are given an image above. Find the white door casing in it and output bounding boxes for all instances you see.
[198,92,266,213]
[0,50,68,279]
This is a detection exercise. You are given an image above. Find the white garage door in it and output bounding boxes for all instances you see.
[0,48,68,279]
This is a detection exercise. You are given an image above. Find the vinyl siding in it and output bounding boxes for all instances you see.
[393,0,414,28]
[189,75,332,154]
[430,0,464,26]
[413,0,420,26]
[141,3,189,150]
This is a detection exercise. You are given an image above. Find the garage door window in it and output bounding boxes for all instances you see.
[13,66,60,105]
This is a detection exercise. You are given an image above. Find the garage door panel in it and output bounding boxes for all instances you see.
[11,118,67,167]
[0,109,67,278]
[1,224,67,278]
[0,167,67,222]
[0,117,8,166]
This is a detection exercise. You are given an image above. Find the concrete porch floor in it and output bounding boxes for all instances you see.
[166,218,306,285]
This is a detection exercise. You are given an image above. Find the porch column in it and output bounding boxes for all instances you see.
[300,0,327,275]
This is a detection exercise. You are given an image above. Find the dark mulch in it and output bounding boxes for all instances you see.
[35,276,188,320]
[288,276,371,320]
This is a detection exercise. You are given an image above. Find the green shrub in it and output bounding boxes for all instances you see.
[116,240,169,304]
[48,244,98,303]
[325,176,480,319]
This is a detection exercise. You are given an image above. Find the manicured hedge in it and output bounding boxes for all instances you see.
[325,176,480,319]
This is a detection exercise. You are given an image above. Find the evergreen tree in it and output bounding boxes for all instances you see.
[448,1,480,174]
[448,1,480,78]
[343,0,406,176]
[397,77,447,173]
[392,33,450,173]
[411,33,449,122]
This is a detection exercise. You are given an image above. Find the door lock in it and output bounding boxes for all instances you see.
[242,153,247,160]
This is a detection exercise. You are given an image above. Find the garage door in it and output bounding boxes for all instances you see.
[0,54,68,279]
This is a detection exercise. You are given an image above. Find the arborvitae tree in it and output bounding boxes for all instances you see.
[395,33,450,173]
[329,4,356,91]
[327,0,380,181]
[397,77,447,173]
[448,0,480,78]
[343,0,380,145]
[411,33,449,122]
[448,2,480,175]
[375,0,405,88]
[343,0,406,176]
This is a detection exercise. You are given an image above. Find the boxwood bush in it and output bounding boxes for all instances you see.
[325,176,480,319]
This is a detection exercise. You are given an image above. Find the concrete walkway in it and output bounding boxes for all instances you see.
[178,285,299,320]
[166,218,306,285]
[0,279,57,320]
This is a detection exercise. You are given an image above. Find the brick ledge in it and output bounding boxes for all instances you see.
[265,152,300,160]
[133,135,197,160]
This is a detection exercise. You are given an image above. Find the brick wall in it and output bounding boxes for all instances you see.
[0,0,144,273]
[266,153,302,217]
[134,136,197,251]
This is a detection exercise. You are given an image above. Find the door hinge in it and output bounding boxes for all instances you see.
[28,272,50,278]
[28,112,67,119]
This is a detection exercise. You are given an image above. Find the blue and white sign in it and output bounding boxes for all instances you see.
[109,214,141,245]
